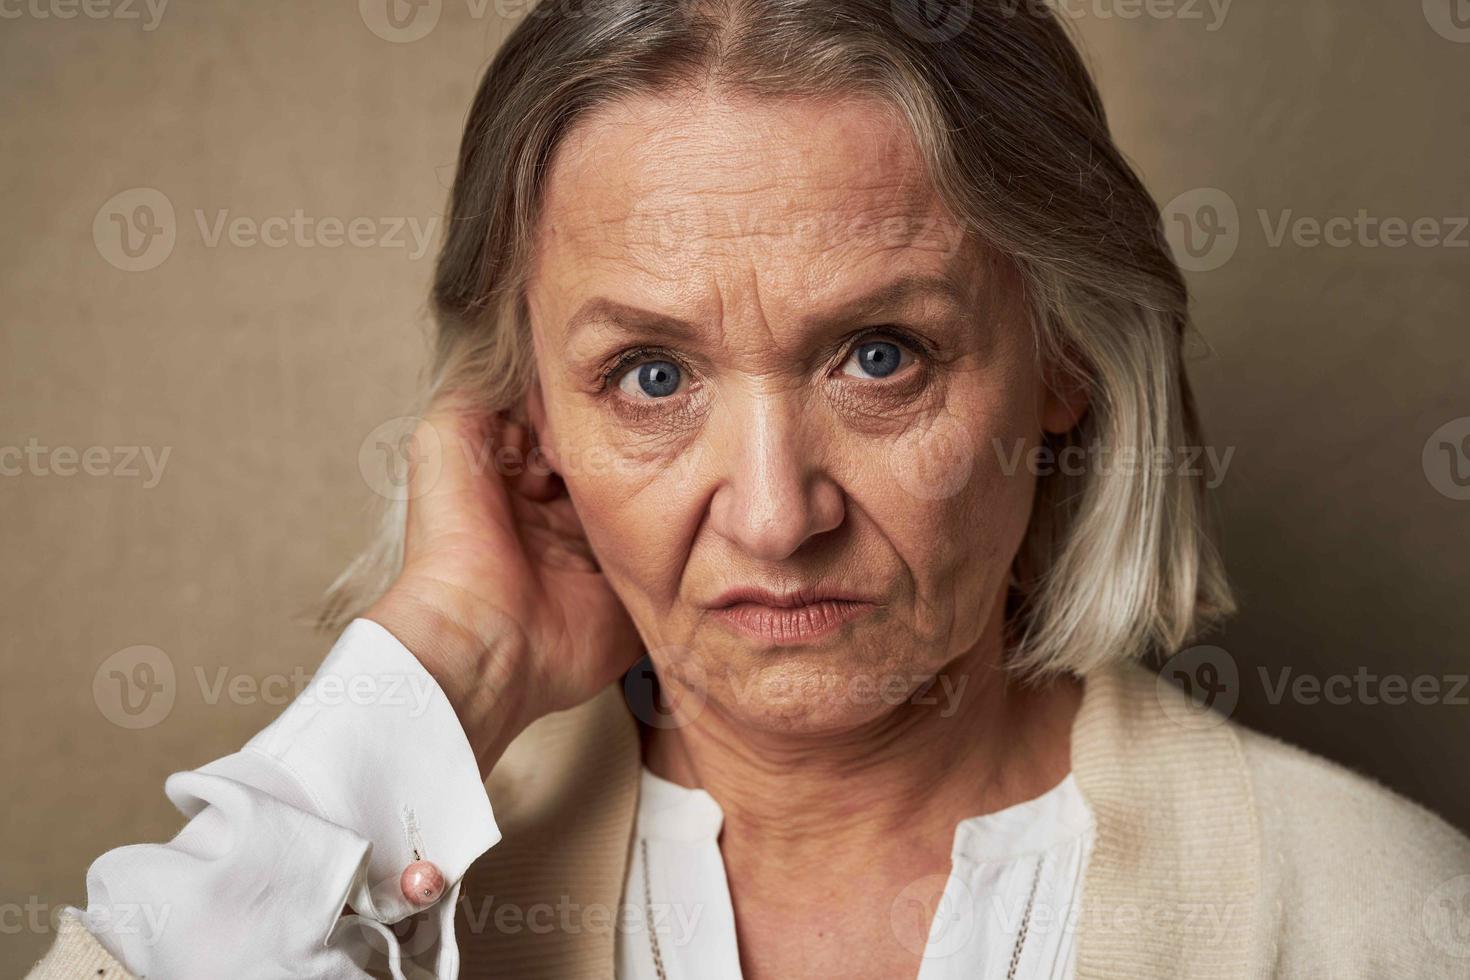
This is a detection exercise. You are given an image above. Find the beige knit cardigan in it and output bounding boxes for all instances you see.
[29,660,1470,979]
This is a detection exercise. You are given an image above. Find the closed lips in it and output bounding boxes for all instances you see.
[708,588,879,644]
[709,586,877,609]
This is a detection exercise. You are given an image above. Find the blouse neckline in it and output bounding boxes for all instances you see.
[635,765,1094,864]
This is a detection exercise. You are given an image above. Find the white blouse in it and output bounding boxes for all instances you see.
[69,620,1095,979]
[620,767,1094,980]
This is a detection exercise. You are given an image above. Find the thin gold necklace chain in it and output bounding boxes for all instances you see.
[639,838,1045,980]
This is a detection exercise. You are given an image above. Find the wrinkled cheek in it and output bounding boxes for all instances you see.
[881,411,978,503]
[880,406,1034,517]
[873,409,1037,642]
[556,431,704,632]
[953,415,1038,567]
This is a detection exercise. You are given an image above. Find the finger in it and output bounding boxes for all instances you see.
[404,403,514,537]
[425,403,519,490]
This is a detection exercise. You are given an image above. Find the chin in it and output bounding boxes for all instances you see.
[693,631,956,738]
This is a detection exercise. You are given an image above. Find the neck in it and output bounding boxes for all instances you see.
[640,613,1084,875]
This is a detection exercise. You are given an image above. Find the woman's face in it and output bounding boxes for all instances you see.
[526,91,1079,736]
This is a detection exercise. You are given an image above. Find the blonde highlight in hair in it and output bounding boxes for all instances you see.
[322,0,1234,677]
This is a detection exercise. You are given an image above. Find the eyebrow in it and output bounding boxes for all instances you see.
[563,273,970,344]
[806,272,970,331]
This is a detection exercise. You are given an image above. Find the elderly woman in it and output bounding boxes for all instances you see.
[29,1,1470,978]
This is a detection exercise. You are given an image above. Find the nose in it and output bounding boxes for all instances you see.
[705,390,846,561]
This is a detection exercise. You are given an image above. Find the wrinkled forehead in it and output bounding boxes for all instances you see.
[529,91,977,320]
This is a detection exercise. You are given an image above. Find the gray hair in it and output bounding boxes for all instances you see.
[322,0,1234,679]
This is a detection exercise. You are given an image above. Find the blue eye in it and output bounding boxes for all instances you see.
[842,339,906,379]
[618,359,683,398]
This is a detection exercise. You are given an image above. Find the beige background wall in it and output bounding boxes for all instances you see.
[2,0,1467,970]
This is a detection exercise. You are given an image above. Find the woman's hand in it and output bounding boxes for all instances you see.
[364,397,643,776]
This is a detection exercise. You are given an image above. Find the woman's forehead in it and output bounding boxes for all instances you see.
[527,93,977,341]
[527,221,982,351]
[535,91,966,268]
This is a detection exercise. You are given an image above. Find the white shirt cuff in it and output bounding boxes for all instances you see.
[82,618,500,979]
[193,617,500,923]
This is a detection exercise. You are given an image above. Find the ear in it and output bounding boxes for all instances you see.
[522,377,561,473]
[1039,355,1090,436]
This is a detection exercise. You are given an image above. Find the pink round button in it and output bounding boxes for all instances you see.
[400,860,445,906]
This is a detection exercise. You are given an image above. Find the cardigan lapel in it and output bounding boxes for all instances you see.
[458,683,640,979]
[457,660,1260,979]
[1069,661,1260,979]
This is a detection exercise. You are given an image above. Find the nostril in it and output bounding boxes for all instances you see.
[709,472,844,562]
